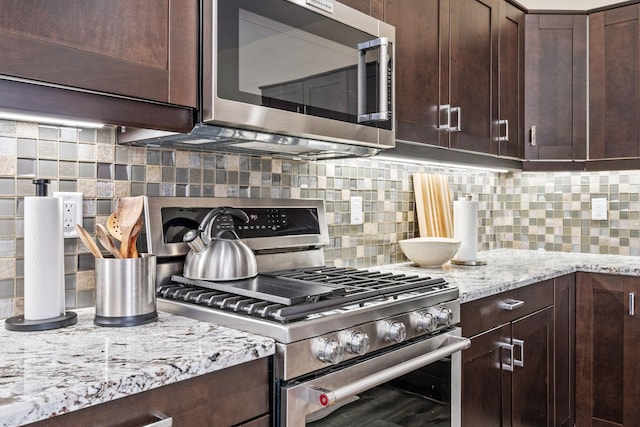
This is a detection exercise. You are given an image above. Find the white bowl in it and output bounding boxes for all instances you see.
[399,237,462,267]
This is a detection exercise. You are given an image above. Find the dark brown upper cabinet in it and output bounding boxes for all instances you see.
[384,0,446,148]
[590,4,640,160]
[524,14,587,161]
[384,0,522,159]
[0,0,197,132]
[498,1,525,159]
[447,0,500,155]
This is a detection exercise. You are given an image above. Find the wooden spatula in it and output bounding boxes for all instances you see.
[75,224,103,258]
[96,223,123,259]
[115,196,144,258]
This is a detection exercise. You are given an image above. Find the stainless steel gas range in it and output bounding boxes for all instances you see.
[142,197,470,427]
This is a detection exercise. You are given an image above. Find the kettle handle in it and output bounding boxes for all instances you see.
[197,207,250,236]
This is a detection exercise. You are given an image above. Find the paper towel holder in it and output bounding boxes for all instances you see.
[451,259,487,266]
[5,179,78,332]
[451,194,487,266]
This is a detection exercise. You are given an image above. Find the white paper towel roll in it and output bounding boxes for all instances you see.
[24,196,65,320]
[453,198,478,262]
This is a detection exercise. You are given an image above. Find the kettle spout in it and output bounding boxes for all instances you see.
[183,229,206,254]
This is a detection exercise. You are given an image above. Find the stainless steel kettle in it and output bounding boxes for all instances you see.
[182,207,258,281]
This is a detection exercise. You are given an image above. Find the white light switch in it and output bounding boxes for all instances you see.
[591,198,608,220]
[350,196,363,225]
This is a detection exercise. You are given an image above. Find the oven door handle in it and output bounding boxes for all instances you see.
[306,334,470,407]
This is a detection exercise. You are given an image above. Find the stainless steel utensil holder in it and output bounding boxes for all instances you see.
[94,254,157,327]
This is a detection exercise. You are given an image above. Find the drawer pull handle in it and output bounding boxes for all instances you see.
[630,293,636,316]
[142,415,173,427]
[498,299,524,310]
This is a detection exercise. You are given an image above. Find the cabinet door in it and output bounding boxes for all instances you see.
[448,0,499,155]
[553,274,575,427]
[462,324,511,427]
[575,273,640,426]
[590,5,640,159]
[498,1,524,158]
[511,307,553,427]
[524,15,587,160]
[0,0,197,107]
[623,276,640,423]
[384,0,447,147]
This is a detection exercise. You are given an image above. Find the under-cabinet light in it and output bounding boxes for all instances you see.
[374,155,510,174]
[0,111,104,129]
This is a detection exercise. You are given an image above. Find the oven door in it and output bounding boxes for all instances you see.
[281,328,470,426]
[205,0,395,148]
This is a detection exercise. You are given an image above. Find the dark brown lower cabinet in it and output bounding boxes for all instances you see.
[26,357,270,427]
[576,273,640,426]
[462,276,574,426]
[553,274,576,427]
[462,307,553,426]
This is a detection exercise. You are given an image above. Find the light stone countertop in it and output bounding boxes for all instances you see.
[0,309,275,427]
[3,249,638,426]
[374,248,640,303]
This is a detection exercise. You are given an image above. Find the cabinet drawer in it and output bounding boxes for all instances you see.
[27,358,270,427]
[461,279,553,337]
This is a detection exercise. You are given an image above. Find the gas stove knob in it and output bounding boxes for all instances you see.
[346,331,370,355]
[430,306,454,327]
[316,338,344,364]
[384,320,407,343]
[414,311,437,333]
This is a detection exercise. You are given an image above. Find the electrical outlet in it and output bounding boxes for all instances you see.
[350,196,363,225]
[54,192,83,238]
[591,197,608,220]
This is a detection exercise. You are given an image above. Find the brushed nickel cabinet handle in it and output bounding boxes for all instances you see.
[501,343,515,372]
[450,107,462,132]
[498,119,509,142]
[530,125,537,146]
[513,338,524,368]
[439,104,451,130]
[630,293,636,316]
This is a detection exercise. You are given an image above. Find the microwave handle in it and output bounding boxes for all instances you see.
[357,37,390,123]
[306,334,470,407]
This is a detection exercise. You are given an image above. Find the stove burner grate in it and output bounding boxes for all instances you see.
[158,267,453,322]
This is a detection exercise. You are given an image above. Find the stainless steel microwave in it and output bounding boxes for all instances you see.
[120,0,395,160]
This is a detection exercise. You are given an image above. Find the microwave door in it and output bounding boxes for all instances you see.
[215,0,392,131]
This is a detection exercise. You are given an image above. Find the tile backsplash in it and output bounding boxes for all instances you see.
[0,120,638,317]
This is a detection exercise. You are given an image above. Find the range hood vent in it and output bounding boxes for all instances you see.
[118,124,381,160]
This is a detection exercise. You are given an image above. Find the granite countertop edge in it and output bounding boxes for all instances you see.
[0,309,275,427]
[373,248,640,303]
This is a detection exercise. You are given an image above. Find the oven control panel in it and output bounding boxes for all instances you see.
[278,300,461,379]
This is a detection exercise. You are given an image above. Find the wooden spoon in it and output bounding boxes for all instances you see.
[106,211,142,258]
[127,216,143,258]
[115,196,145,258]
[96,223,123,259]
[107,211,122,241]
[75,224,103,258]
